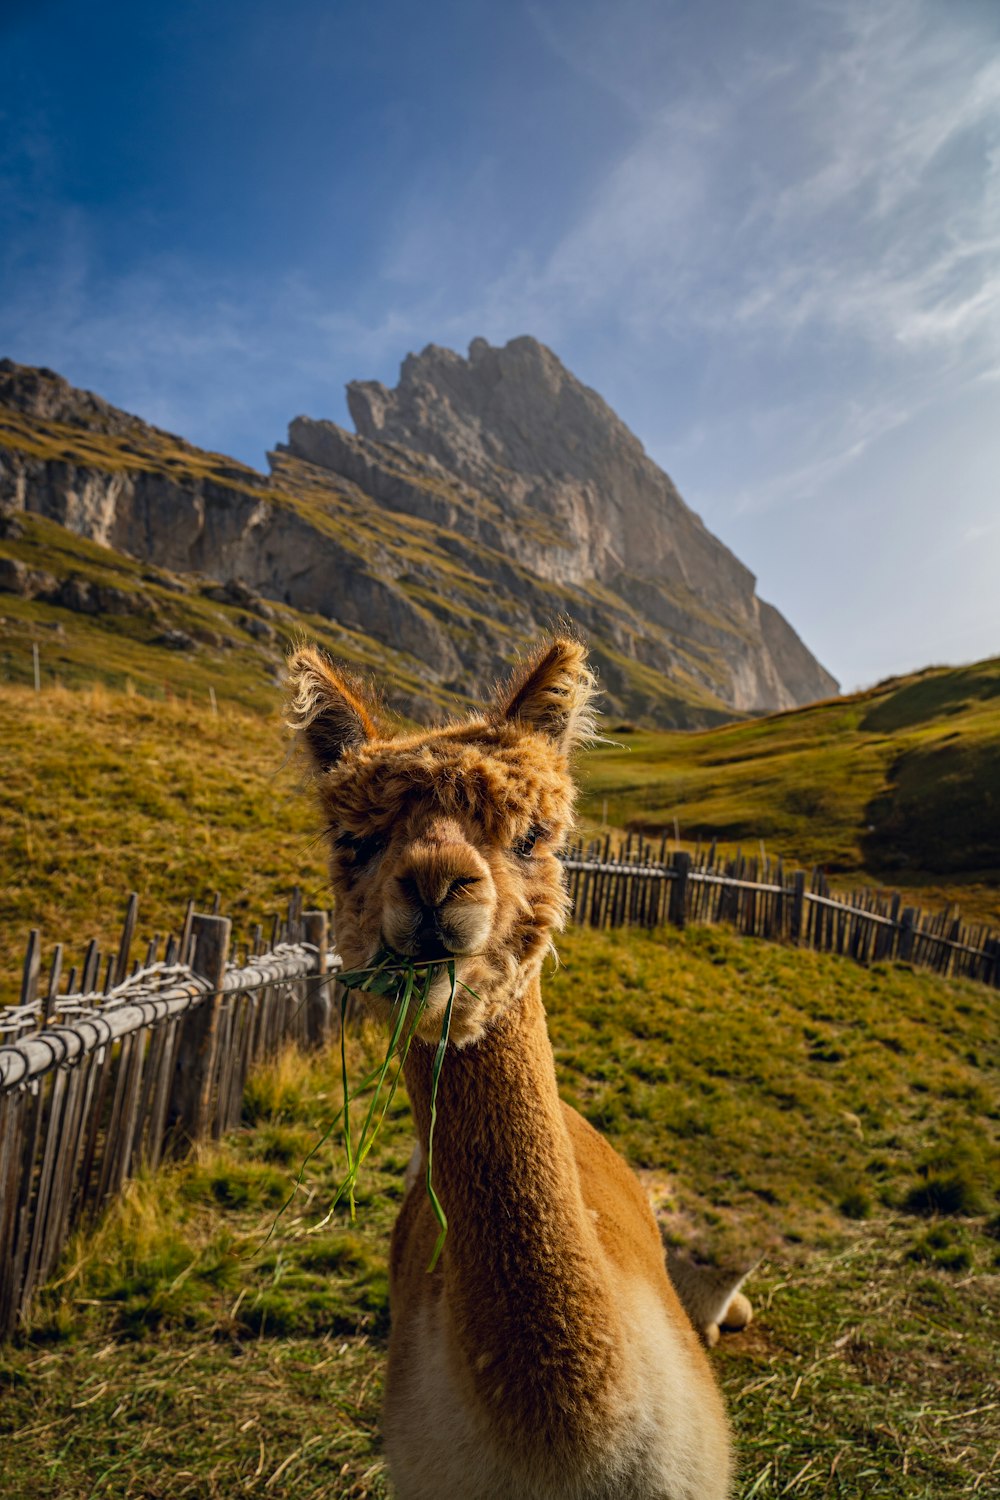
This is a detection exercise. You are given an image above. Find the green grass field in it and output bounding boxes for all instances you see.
[1,925,997,1498]
[1,660,998,1495]
[0,682,332,1006]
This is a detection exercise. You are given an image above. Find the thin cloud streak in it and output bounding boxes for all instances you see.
[523,0,1000,362]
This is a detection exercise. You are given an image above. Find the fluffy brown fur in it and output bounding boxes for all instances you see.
[286,638,732,1500]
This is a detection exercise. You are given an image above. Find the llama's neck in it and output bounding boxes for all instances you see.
[403,973,626,1446]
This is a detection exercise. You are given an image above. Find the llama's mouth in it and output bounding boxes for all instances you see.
[353,944,454,998]
[391,954,452,992]
[341,944,478,1025]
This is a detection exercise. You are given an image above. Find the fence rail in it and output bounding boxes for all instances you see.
[561,834,1000,987]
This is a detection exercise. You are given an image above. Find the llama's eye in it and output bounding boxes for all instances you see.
[335,831,386,866]
[512,825,546,859]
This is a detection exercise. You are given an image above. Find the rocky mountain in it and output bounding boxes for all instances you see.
[0,341,837,724]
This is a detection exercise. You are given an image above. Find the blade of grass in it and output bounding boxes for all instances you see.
[313,958,432,1233]
[354,967,415,1154]
[254,954,435,1250]
[354,967,433,1176]
[425,960,457,1273]
[262,954,458,1249]
[339,983,357,1218]
[347,967,416,1185]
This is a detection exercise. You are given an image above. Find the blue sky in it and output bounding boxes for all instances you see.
[2,0,998,692]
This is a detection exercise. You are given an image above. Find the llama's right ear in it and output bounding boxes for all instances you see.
[496,637,597,752]
[285,646,377,770]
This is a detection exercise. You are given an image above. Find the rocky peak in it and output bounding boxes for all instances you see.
[347,335,755,603]
[348,334,645,492]
[0,359,126,432]
[300,335,838,711]
[1,345,839,722]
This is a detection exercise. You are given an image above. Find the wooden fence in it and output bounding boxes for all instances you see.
[2,840,997,1338]
[561,834,1000,986]
[0,890,339,1339]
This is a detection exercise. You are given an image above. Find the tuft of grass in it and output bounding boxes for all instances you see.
[242,1047,329,1127]
[838,1188,873,1221]
[903,1172,986,1219]
[906,1224,975,1272]
[901,1137,994,1218]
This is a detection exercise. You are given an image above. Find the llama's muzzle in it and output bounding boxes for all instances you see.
[383,829,496,960]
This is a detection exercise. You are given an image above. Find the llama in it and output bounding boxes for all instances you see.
[287,637,735,1500]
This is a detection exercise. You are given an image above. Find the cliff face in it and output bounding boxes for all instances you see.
[348,336,751,599]
[344,337,837,711]
[0,343,837,724]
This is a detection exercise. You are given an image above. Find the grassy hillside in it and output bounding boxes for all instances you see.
[579,657,1000,924]
[0,682,330,1006]
[0,511,451,717]
[1,925,997,1498]
[3,657,999,1006]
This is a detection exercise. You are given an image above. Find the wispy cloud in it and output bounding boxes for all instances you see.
[524,0,1000,366]
[12,0,994,468]
[460,0,997,541]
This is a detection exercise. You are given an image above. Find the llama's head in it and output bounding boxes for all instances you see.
[286,638,596,1045]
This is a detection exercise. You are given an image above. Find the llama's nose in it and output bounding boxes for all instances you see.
[411,902,455,963]
[387,841,494,961]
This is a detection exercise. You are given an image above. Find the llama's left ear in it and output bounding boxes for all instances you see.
[496,637,597,751]
[285,645,378,770]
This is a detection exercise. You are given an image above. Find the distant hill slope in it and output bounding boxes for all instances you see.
[580,656,1000,890]
[0,342,836,726]
[1,655,995,1008]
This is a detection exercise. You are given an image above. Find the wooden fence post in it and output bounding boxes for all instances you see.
[20,930,40,1013]
[988,937,1000,989]
[898,908,915,964]
[303,910,331,1048]
[790,872,806,944]
[167,913,231,1147]
[115,893,139,983]
[668,852,690,928]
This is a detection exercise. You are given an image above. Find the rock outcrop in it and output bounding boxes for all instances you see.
[348,336,746,596]
[0,343,837,724]
[341,337,836,710]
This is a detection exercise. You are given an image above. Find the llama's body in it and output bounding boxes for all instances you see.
[287,638,733,1500]
[386,1009,729,1499]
